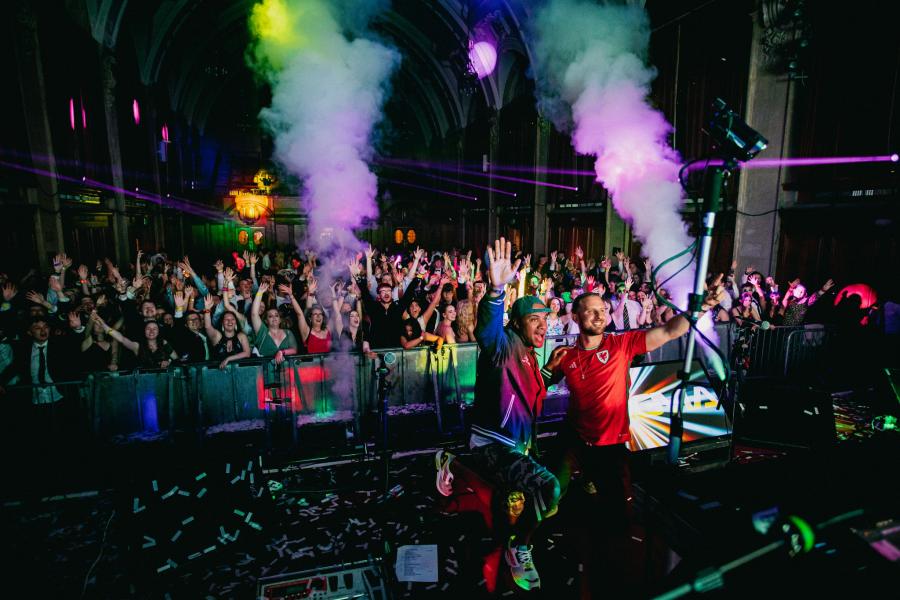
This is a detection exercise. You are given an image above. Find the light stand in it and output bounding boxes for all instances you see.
[667,163,728,465]
[667,98,768,466]
[374,353,395,494]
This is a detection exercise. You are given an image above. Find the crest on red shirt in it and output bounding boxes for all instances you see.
[596,350,609,364]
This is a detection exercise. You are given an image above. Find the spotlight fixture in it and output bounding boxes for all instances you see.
[707,98,768,163]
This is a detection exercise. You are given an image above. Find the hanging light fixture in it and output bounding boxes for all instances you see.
[233,191,270,225]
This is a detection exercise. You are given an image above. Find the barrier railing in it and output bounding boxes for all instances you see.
[2,322,833,442]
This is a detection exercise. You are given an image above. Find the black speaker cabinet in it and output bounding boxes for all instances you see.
[735,381,836,449]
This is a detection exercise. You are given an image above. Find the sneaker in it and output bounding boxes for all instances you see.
[434,450,455,497]
[505,543,541,590]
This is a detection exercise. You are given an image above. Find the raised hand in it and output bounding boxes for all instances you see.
[249,252,258,266]
[61,253,73,269]
[523,254,532,271]
[414,246,425,261]
[486,237,522,290]
[77,265,89,281]
[586,275,596,290]
[575,246,584,260]
[257,282,270,296]
[277,283,293,297]
[48,276,62,293]
[550,250,558,262]
[184,286,195,301]
[68,310,82,329]
[52,254,64,273]
[364,245,375,260]
[2,282,17,301]
[307,276,318,295]
[25,290,47,306]
[600,257,612,271]
[182,256,193,273]
[174,290,185,308]
[544,345,571,372]
[204,293,214,308]
[347,259,361,278]
[224,266,235,283]
[821,278,835,292]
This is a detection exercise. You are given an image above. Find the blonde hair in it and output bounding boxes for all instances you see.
[454,299,475,337]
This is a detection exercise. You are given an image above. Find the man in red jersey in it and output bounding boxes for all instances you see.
[541,289,723,525]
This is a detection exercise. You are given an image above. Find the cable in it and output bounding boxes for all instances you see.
[736,208,779,217]
[81,508,115,598]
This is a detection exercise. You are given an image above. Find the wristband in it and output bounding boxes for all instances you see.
[80,279,88,284]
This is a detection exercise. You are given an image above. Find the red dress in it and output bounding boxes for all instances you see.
[305,330,332,354]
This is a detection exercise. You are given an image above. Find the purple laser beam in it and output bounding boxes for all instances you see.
[377,164,517,196]
[379,177,477,201]
[378,157,579,191]
[0,159,223,220]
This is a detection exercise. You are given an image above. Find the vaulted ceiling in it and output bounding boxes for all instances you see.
[80,0,538,144]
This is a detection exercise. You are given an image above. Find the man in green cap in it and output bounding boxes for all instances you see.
[434,237,559,591]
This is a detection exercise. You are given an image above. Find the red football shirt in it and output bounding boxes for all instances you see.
[553,330,647,447]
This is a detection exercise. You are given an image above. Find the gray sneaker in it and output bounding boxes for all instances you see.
[504,543,541,590]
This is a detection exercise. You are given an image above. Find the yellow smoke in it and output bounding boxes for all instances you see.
[248,0,335,72]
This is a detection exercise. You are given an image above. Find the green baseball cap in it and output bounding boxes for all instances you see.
[509,296,551,320]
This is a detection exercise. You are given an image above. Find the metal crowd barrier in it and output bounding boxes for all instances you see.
[3,322,834,442]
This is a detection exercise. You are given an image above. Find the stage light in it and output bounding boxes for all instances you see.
[133,99,141,125]
[69,98,75,130]
[707,98,768,162]
[468,41,497,79]
[891,153,898,162]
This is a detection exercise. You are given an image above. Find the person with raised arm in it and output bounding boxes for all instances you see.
[434,238,560,591]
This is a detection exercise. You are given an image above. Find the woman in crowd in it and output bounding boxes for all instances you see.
[399,318,444,350]
[251,282,298,364]
[203,293,251,369]
[80,310,120,372]
[453,299,476,342]
[91,312,178,369]
[333,291,371,353]
[731,292,763,328]
[435,303,457,345]
[283,279,332,354]
[545,296,565,337]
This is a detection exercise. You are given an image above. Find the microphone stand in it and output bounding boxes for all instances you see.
[667,161,732,465]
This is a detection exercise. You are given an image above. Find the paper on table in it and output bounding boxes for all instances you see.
[395,544,438,582]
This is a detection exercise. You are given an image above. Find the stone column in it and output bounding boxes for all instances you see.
[486,111,500,242]
[14,4,65,271]
[604,200,631,256]
[532,116,550,255]
[100,52,132,264]
[732,3,798,275]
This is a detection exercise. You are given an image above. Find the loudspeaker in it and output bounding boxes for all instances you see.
[734,381,836,449]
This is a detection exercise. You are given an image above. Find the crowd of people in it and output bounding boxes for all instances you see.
[0,242,857,391]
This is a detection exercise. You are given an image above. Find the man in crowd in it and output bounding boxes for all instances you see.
[435,238,560,591]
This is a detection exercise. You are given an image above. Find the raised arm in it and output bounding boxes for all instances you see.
[644,287,726,352]
[475,238,521,357]
[282,283,310,342]
[420,274,448,327]
[251,282,268,333]
[203,293,222,345]
[331,282,345,338]
[92,311,139,355]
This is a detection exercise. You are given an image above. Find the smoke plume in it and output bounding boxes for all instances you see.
[248,0,400,254]
[529,0,721,372]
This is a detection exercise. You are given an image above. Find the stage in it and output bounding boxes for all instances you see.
[1,389,896,599]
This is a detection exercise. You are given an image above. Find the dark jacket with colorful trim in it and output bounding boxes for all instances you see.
[470,290,546,454]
